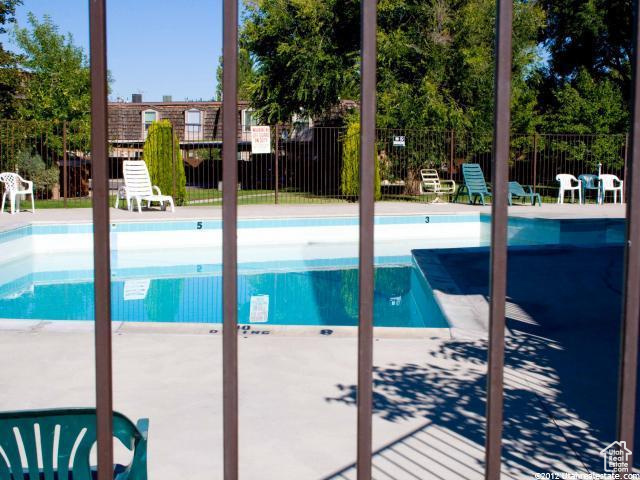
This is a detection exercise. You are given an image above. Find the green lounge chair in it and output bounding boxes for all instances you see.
[508,181,541,206]
[0,408,148,480]
[454,163,492,205]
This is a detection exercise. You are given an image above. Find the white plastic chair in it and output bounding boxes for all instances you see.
[419,169,456,202]
[598,174,624,204]
[115,160,175,212]
[0,172,35,214]
[556,174,582,204]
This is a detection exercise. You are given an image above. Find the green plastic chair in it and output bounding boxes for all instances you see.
[453,163,492,205]
[508,181,541,206]
[0,408,148,480]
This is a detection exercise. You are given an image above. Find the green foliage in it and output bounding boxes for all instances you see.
[15,150,60,190]
[340,114,381,200]
[0,0,23,117]
[11,14,95,153]
[215,48,256,101]
[543,69,628,134]
[536,1,632,133]
[241,0,360,123]
[143,120,187,205]
[540,0,631,89]
[0,0,21,35]
[242,0,545,132]
[13,14,91,123]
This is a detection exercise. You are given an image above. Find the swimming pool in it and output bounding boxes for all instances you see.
[0,214,625,330]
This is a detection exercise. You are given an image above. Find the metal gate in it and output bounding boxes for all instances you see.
[87,0,640,479]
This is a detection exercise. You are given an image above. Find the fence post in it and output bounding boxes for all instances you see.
[625,132,629,193]
[449,129,455,180]
[274,124,279,204]
[63,121,68,207]
[171,123,177,202]
[532,133,538,194]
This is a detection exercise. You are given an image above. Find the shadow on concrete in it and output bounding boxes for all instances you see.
[323,244,635,479]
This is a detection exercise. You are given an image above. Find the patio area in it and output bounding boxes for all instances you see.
[0,287,626,479]
[0,201,627,233]
[0,201,631,479]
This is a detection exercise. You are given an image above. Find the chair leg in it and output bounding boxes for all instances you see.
[1,192,5,213]
[30,193,35,212]
[168,198,175,212]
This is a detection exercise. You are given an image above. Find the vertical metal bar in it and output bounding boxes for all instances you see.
[532,133,538,194]
[357,0,376,478]
[275,124,279,204]
[618,0,640,468]
[450,129,455,180]
[484,0,512,478]
[89,1,113,479]
[624,132,629,200]
[63,121,68,207]
[171,123,177,200]
[222,0,239,477]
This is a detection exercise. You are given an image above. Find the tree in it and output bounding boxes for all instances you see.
[543,69,628,134]
[242,0,545,132]
[539,0,631,90]
[0,0,23,118]
[215,48,256,101]
[340,113,381,200]
[13,14,91,123]
[143,120,187,205]
[536,1,632,132]
[241,0,360,123]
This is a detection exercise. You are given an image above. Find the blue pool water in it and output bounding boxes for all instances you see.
[0,215,627,328]
[0,263,448,328]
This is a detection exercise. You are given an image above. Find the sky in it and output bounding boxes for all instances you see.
[3,0,224,102]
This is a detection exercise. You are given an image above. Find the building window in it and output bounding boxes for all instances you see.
[185,109,203,140]
[142,110,158,139]
[241,109,259,133]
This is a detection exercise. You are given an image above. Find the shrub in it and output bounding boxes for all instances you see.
[340,114,381,201]
[15,150,60,194]
[143,120,187,205]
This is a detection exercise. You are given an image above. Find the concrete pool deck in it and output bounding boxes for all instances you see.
[0,201,632,478]
[0,329,602,479]
[0,201,627,232]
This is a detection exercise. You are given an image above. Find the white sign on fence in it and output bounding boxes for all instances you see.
[393,135,406,147]
[249,295,270,323]
[251,126,271,154]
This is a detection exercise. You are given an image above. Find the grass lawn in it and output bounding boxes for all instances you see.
[23,186,604,209]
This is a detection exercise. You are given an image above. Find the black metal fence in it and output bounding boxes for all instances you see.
[0,119,629,207]
[82,0,640,478]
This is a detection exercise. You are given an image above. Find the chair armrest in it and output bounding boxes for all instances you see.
[152,186,162,195]
[615,178,624,187]
[136,418,149,441]
[524,185,534,194]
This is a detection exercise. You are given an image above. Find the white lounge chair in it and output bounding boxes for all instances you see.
[598,174,624,204]
[116,160,175,212]
[419,169,456,202]
[556,174,582,204]
[0,172,35,214]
